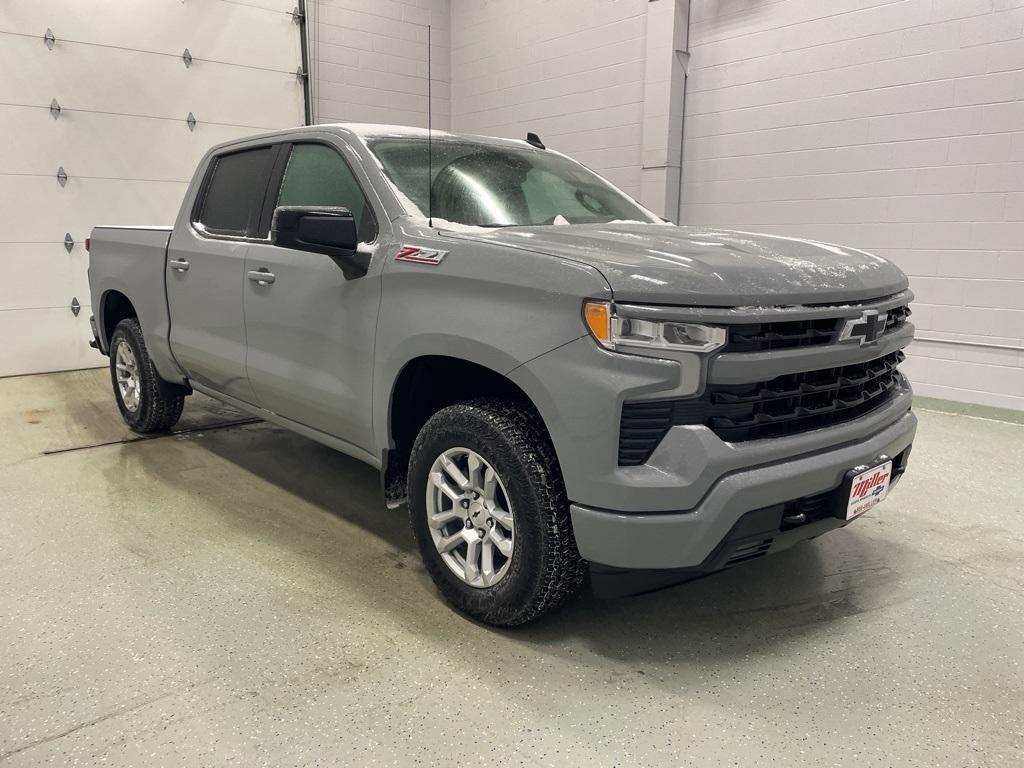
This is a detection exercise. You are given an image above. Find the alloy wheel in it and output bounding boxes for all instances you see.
[425,447,515,588]
[115,340,141,412]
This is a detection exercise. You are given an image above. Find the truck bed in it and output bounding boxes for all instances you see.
[88,225,181,383]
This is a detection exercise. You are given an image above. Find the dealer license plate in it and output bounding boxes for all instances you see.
[845,460,893,520]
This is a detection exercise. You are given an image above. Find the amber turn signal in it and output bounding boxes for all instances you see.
[583,301,612,345]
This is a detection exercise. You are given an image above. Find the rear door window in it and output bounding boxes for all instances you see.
[276,143,377,242]
[196,146,276,236]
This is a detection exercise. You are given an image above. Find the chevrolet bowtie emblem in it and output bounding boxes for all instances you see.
[839,309,888,346]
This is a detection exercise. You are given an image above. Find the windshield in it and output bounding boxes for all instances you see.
[367,138,659,227]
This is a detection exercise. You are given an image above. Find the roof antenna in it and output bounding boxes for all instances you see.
[427,23,433,229]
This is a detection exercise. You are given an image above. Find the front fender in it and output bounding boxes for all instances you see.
[372,333,574,457]
[506,337,682,506]
[372,229,613,456]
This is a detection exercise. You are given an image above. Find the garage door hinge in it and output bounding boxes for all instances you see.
[182,48,192,68]
[291,6,304,23]
[44,28,56,50]
[295,65,307,80]
[186,112,197,131]
[70,297,81,317]
[57,166,68,187]
[64,233,74,253]
[50,99,61,119]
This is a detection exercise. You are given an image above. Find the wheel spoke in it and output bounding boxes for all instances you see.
[488,526,512,557]
[440,454,470,490]
[467,453,484,491]
[481,539,496,586]
[436,531,464,553]
[428,507,463,529]
[490,505,513,532]
[482,467,498,504]
[463,537,481,582]
[430,471,462,503]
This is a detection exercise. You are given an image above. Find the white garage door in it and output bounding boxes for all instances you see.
[0,0,306,377]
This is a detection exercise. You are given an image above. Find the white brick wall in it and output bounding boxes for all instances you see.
[308,0,450,129]
[450,0,650,199]
[681,0,1024,411]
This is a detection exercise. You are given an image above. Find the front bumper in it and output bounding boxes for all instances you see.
[510,332,914,514]
[570,407,916,573]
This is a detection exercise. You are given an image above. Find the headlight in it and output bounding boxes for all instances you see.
[583,300,726,353]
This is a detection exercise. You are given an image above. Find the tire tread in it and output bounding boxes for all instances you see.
[409,397,587,627]
[111,318,185,433]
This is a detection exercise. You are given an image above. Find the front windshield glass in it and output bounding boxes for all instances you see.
[367,138,659,227]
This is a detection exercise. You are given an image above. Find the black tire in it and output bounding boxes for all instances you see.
[408,398,587,627]
[109,318,185,433]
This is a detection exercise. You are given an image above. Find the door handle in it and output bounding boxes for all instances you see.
[247,269,276,286]
[168,258,190,272]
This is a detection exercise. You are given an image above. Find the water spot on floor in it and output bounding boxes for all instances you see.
[24,408,51,424]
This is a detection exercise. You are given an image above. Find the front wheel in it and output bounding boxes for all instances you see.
[408,398,587,627]
[109,318,185,433]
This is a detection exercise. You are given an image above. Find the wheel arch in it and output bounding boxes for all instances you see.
[99,289,138,348]
[380,353,556,507]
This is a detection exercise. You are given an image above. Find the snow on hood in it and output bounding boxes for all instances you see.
[442,222,909,306]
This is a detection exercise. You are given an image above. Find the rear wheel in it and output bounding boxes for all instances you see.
[408,398,586,627]
[109,318,185,433]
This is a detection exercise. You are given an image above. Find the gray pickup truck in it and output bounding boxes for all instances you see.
[88,124,916,626]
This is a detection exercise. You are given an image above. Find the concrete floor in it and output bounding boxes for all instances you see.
[1,369,1021,767]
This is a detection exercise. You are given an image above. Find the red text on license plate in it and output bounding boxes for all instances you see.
[846,460,893,520]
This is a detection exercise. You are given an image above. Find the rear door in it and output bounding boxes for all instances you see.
[166,145,278,403]
[243,140,384,451]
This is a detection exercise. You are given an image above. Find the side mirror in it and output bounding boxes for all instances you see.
[271,206,370,280]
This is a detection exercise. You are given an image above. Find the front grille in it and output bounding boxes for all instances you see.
[618,350,906,464]
[726,317,839,353]
[722,304,910,353]
[885,304,912,334]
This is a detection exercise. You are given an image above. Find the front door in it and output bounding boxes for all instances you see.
[166,145,278,404]
[243,141,384,452]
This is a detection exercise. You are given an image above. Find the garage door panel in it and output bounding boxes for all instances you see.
[0,306,100,377]
[0,1,303,376]
[0,105,269,180]
[1,177,188,243]
[3,37,303,129]
[1,0,299,71]
[0,244,87,312]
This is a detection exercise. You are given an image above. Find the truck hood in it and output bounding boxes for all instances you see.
[446,223,908,306]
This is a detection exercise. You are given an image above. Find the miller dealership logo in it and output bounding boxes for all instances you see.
[839,309,888,346]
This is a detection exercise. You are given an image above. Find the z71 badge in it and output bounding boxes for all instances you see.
[395,245,448,265]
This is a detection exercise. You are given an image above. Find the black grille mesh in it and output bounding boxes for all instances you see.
[723,305,910,353]
[884,305,912,334]
[726,317,839,353]
[618,350,906,465]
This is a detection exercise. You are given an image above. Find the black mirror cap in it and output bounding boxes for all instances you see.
[271,206,369,280]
